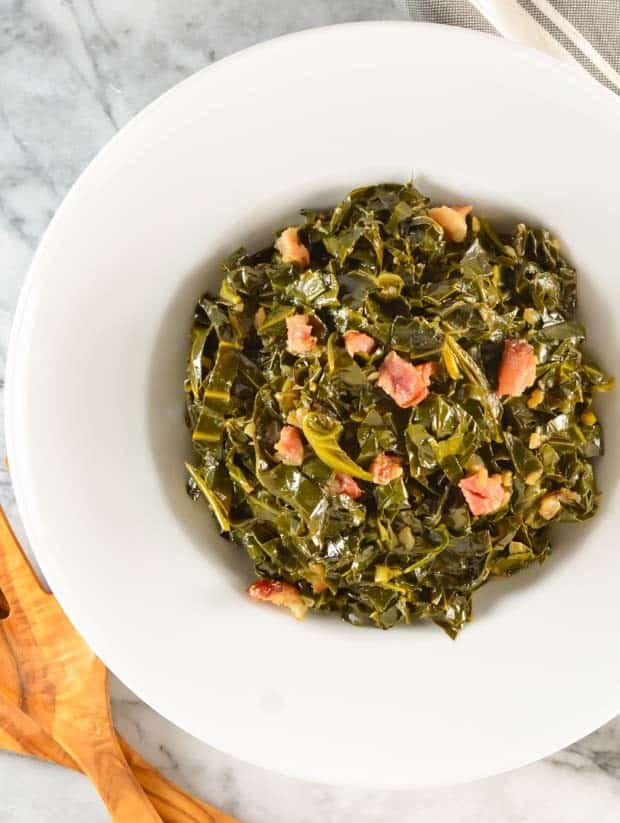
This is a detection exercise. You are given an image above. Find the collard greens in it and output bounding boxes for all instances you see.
[184,182,612,636]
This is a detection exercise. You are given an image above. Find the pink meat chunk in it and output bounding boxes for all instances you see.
[248,579,307,620]
[497,339,537,397]
[344,330,376,358]
[286,314,318,355]
[459,468,509,516]
[377,351,435,408]
[427,205,473,242]
[370,453,403,486]
[275,227,310,267]
[329,472,364,499]
[275,425,304,466]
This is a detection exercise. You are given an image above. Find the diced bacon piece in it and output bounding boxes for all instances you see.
[275,425,304,466]
[459,468,509,516]
[275,227,310,267]
[370,453,403,486]
[497,339,537,397]
[329,472,364,500]
[248,579,307,620]
[344,330,376,358]
[428,205,473,242]
[286,314,318,355]
[377,351,435,408]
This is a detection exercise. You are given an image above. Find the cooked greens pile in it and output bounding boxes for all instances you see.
[184,182,612,636]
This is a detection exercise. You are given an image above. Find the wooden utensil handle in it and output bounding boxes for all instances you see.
[59,724,164,822]
[0,511,161,821]
[0,508,236,821]
[0,508,45,605]
[0,695,76,769]
[119,740,239,823]
[0,695,239,822]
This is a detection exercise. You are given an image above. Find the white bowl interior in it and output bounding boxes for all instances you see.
[7,23,620,787]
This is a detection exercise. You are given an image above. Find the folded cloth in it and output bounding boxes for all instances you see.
[405,0,620,93]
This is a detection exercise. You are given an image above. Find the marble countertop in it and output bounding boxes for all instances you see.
[1,2,618,820]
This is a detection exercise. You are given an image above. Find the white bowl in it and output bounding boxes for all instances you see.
[6,22,620,788]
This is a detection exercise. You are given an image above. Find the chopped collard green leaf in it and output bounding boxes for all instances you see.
[184,182,613,637]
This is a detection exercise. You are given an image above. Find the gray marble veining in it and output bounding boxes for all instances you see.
[1,2,619,820]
